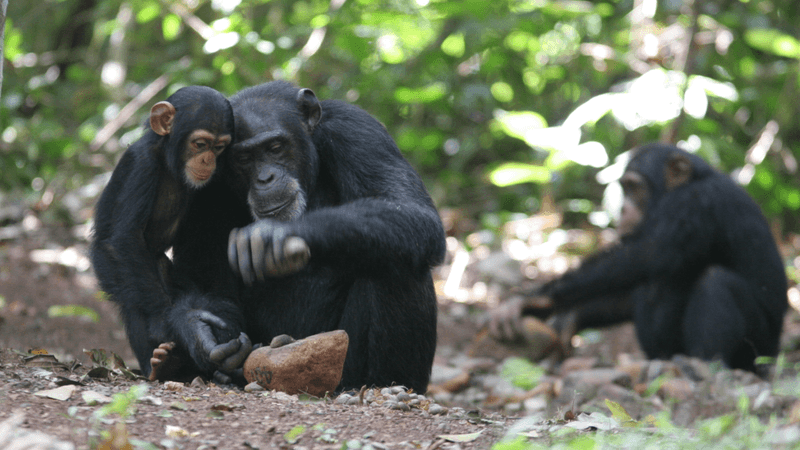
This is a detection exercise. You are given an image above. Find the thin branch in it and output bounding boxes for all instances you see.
[90,74,170,152]
[660,0,701,143]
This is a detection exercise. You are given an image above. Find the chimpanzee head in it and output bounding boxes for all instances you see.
[149,86,234,189]
[617,143,712,236]
[227,82,322,221]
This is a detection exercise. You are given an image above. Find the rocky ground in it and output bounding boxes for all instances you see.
[3,206,800,449]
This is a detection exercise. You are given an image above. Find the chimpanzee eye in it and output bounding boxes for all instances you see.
[194,140,209,152]
[235,151,252,165]
[214,144,226,154]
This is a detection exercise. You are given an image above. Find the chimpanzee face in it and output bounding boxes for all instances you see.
[228,88,321,222]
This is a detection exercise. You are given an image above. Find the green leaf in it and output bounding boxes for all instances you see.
[499,357,544,390]
[488,162,551,187]
[136,2,160,24]
[744,29,800,59]
[48,305,100,323]
[284,425,306,444]
[605,399,635,426]
[163,14,181,41]
[394,83,447,104]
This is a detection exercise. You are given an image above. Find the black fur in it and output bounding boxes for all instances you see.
[91,86,237,377]
[170,81,445,391]
[542,143,787,371]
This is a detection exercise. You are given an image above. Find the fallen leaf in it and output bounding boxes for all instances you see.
[164,381,184,391]
[165,425,189,438]
[563,412,619,431]
[83,390,113,405]
[34,385,77,401]
[87,367,111,379]
[23,354,66,369]
[438,430,483,443]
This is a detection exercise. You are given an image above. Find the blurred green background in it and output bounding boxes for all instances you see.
[3,0,800,238]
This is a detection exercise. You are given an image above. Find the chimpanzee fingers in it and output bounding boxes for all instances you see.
[282,237,310,274]
[227,228,241,275]
[250,226,267,283]
[217,332,252,373]
[263,227,285,276]
[207,336,242,365]
[234,229,255,285]
[212,370,233,385]
[196,310,229,330]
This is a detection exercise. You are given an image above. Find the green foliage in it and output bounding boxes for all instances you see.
[3,0,800,233]
[47,304,100,322]
[95,384,148,420]
[500,357,544,390]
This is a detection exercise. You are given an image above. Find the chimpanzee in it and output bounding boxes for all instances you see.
[91,86,249,380]
[164,81,446,392]
[490,143,787,372]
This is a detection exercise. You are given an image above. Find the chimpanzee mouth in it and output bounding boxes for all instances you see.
[255,199,293,218]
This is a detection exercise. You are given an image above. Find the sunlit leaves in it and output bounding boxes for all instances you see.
[491,82,514,102]
[489,162,551,187]
[394,83,447,104]
[744,28,800,59]
[135,1,159,24]
[441,33,465,58]
[162,14,181,40]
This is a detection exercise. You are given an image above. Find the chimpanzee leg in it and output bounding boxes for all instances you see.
[337,273,437,393]
[121,310,166,376]
[681,266,766,370]
[633,283,687,360]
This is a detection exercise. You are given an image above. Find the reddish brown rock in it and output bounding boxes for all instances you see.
[243,330,349,397]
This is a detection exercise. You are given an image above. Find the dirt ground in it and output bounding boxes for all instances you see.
[3,222,800,449]
[0,226,514,449]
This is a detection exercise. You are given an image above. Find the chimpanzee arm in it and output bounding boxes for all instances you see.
[227,100,446,281]
[91,150,175,370]
[542,182,717,308]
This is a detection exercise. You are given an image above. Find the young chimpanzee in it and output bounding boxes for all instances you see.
[91,86,248,381]
[167,81,446,391]
[490,143,787,373]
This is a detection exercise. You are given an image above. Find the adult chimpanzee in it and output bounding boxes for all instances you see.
[166,81,446,392]
[490,143,787,372]
[91,86,249,381]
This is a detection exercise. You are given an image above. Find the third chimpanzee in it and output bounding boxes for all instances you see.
[491,143,787,372]
[91,86,248,380]
[166,81,446,391]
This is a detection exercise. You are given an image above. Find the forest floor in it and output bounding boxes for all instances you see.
[3,216,800,449]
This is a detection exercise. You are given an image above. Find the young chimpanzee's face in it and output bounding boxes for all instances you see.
[149,85,234,189]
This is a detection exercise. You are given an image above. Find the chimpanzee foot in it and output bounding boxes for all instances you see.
[149,342,183,382]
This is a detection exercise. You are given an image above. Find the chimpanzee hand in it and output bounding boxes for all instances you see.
[487,296,525,342]
[228,219,311,284]
[487,295,553,342]
[184,309,252,374]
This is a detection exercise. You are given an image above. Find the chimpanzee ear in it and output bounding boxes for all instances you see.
[150,101,176,136]
[297,88,321,132]
[665,153,692,190]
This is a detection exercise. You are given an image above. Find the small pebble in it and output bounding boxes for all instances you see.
[335,394,352,404]
[390,402,411,411]
[396,392,411,402]
[191,377,206,389]
[428,404,447,415]
[390,386,406,394]
[346,396,362,405]
[244,382,264,393]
